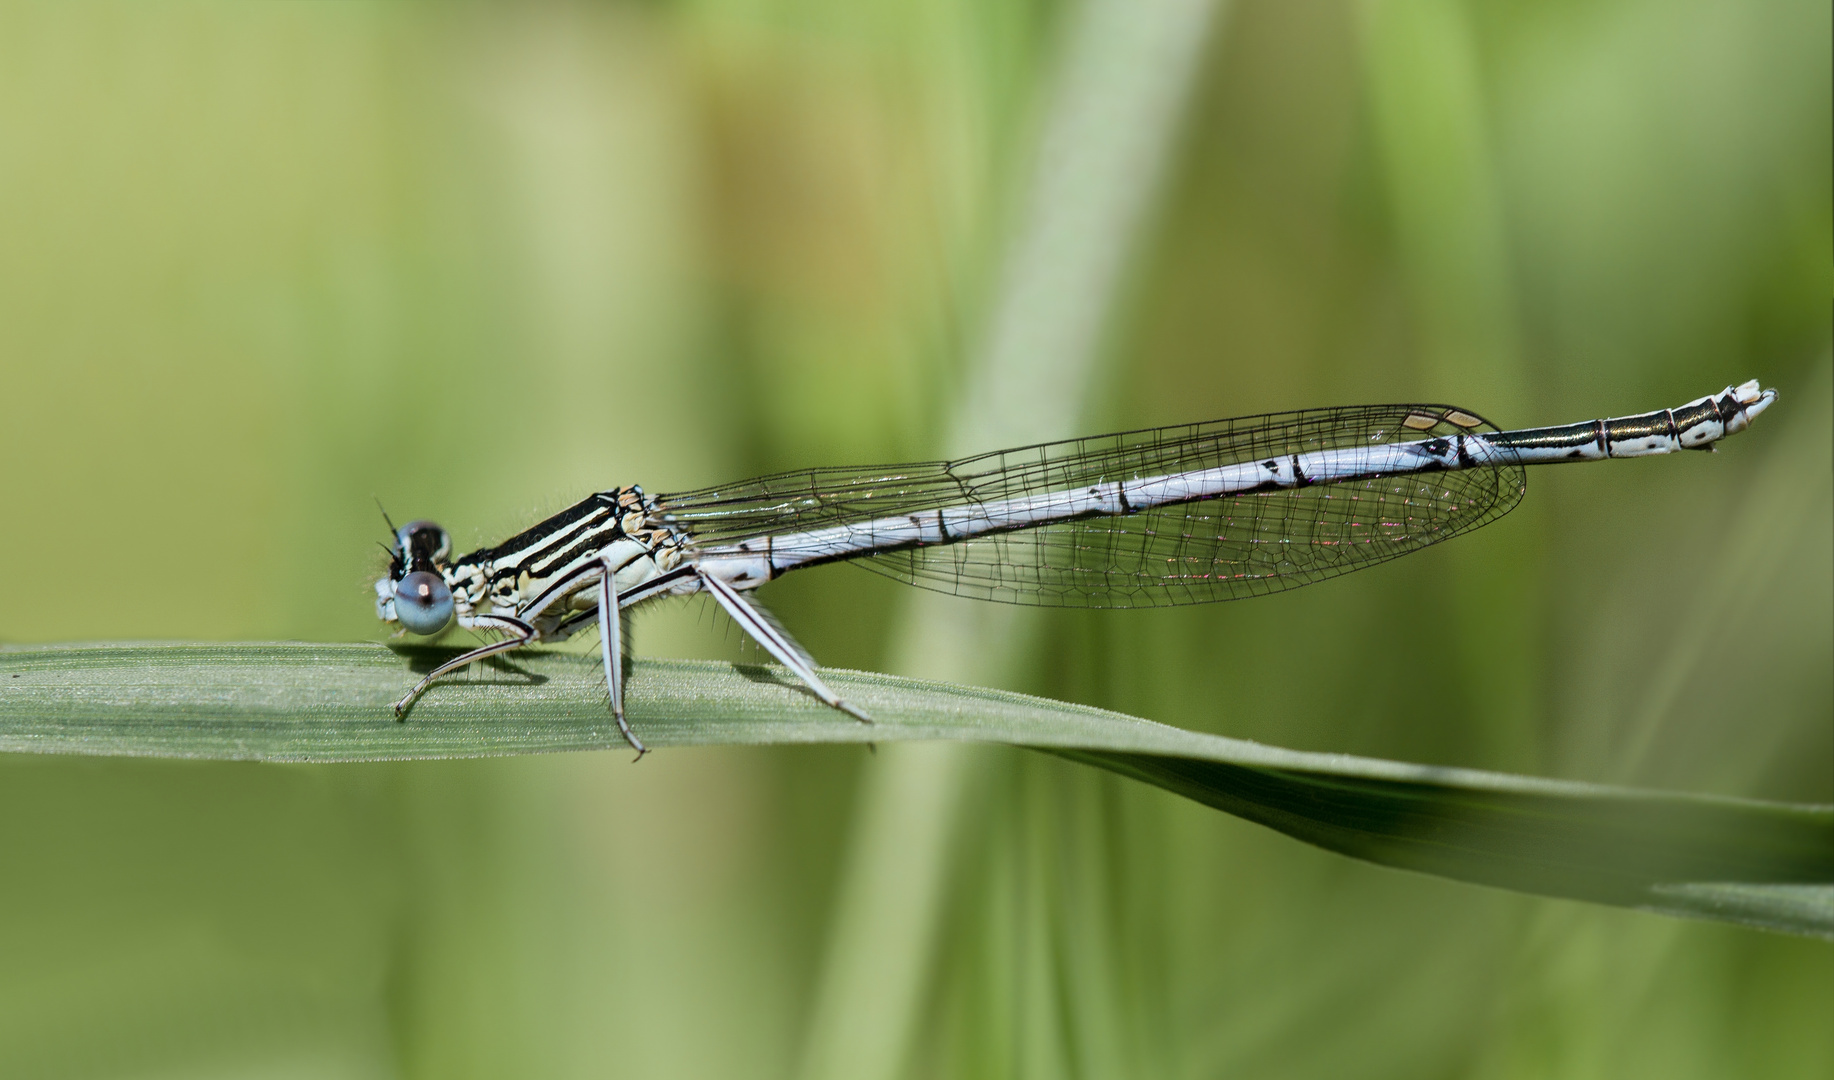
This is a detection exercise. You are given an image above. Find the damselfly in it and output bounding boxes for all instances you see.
[378,380,1777,754]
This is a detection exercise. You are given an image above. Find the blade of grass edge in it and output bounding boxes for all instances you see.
[2,641,1829,938]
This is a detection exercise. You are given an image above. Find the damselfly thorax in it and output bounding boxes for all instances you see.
[439,488,695,627]
[376,380,1778,756]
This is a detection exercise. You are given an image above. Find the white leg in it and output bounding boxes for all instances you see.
[393,614,537,718]
[598,553,645,757]
[697,569,872,724]
[395,558,610,719]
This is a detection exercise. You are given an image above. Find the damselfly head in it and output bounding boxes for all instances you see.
[377,519,455,635]
[392,520,452,572]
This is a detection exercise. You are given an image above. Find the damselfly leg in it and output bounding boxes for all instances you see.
[391,615,536,718]
[696,570,872,724]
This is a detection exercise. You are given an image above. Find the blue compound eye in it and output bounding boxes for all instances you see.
[394,571,455,635]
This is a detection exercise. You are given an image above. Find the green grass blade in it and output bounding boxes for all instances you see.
[4,642,1828,938]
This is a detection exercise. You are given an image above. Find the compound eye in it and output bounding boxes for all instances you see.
[396,520,452,569]
[394,571,455,635]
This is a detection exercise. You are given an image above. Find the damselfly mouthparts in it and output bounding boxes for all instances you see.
[378,380,1777,755]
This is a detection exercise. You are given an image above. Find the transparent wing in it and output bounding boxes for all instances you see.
[657,404,1527,608]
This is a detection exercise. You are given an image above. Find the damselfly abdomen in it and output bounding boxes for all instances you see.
[377,380,1777,754]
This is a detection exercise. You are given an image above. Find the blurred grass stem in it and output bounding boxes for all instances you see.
[794,1,1227,1077]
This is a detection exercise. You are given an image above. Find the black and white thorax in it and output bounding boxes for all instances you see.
[445,488,700,636]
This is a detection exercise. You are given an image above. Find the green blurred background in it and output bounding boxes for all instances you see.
[0,1,1828,1077]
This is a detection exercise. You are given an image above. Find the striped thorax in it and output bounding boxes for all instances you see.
[446,486,692,626]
